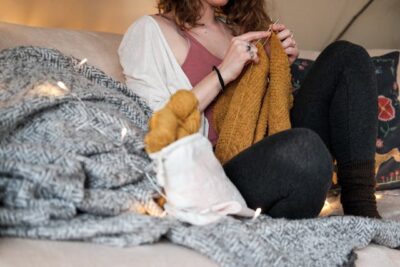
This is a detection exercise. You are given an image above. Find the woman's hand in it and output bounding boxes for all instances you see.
[218,31,271,84]
[266,24,299,65]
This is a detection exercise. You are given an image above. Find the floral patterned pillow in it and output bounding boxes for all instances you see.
[291,51,400,190]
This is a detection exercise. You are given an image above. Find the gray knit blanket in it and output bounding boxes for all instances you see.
[0,46,399,267]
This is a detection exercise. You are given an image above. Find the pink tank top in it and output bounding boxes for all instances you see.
[181,31,222,147]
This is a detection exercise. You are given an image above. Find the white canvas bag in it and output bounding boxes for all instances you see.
[148,133,255,225]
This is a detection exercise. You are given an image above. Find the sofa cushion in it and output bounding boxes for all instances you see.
[0,239,218,267]
[0,21,124,82]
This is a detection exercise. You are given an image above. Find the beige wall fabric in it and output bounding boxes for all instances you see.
[0,0,399,50]
[0,0,156,34]
[266,0,400,50]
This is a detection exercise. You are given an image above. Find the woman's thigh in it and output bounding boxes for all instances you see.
[289,40,377,163]
[223,128,333,219]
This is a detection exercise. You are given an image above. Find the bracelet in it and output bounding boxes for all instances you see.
[212,66,225,92]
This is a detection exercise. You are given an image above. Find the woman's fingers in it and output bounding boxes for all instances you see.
[252,55,260,64]
[271,23,286,33]
[270,22,299,64]
[272,24,294,43]
[277,29,293,42]
[236,31,271,42]
[248,45,259,64]
[219,37,262,82]
[285,47,296,56]
[285,46,300,64]
[236,40,259,64]
[281,37,296,49]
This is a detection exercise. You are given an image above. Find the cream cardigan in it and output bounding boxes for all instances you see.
[118,15,209,136]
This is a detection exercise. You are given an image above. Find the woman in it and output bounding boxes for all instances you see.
[119,0,380,219]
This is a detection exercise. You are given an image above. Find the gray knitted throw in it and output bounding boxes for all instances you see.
[0,46,399,267]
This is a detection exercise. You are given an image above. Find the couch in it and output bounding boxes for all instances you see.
[0,21,399,267]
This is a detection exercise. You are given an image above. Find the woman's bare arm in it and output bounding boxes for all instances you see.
[154,15,270,112]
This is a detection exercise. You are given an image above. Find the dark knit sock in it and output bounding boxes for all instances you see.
[337,160,381,218]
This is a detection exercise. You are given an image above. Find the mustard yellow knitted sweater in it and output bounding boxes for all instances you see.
[145,33,293,164]
[211,33,294,163]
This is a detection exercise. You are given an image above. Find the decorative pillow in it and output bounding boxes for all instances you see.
[148,133,255,225]
[291,51,400,190]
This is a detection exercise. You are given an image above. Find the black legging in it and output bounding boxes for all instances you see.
[223,41,378,219]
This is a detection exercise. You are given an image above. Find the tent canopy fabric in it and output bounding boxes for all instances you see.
[0,0,398,50]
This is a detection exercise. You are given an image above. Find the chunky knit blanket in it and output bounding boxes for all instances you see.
[0,46,399,267]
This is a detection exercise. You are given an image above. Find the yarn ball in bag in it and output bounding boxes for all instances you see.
[145,90,201,153]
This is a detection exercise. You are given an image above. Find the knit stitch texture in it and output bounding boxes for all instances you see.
[212,34,294,164]
[0,46,399,267]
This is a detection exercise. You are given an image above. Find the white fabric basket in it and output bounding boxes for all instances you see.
[149,133,255,225]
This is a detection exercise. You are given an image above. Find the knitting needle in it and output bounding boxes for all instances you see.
[262,18,280,46]
[253,18,280,47]
[244,19,280,84]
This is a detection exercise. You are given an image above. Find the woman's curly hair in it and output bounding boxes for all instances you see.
[157,0,272,35]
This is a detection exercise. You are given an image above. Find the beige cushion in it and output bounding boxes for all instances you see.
[356,244,400,267]
[0,21,124,82]
[0,239,218,267]
[1,236,399,267]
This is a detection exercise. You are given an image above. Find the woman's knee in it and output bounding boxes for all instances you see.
[278,128,333,201]
[276,128,333,171]
[267,129,334,219]
[323,40,371,64]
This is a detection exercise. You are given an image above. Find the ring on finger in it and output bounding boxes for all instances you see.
[246,42,252,52]
[249,50,255,60]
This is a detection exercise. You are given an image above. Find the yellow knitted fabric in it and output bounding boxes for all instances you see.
[211,33,294,164]
[145,90,201,154]
[145,33,294,160]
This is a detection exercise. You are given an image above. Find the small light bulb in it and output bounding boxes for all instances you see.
[252,208,262,220]
[77,58,88,67]
[57,81,69,91]
[321,200,332,214]
[121,127,127,140]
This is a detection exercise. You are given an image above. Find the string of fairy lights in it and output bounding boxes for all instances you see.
[50,57,386,220]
